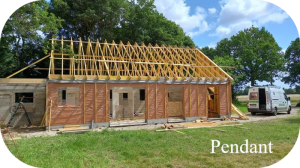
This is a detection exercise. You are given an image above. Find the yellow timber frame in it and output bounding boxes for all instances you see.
[47,38,234,82]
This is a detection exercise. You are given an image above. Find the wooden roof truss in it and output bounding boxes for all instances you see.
[47,38,233,81]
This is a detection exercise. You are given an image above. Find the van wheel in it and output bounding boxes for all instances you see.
[287,106,291,114]
[251,112,256,115]
[273,108,277,116]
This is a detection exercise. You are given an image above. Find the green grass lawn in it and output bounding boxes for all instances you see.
[291,100,299,106]
[6,116,300,168]
[233,100,248,113]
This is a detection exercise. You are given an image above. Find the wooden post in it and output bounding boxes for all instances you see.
[70,37,73,75]
[51,38,55,75]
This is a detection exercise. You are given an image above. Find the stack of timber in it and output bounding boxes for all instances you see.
[56,125,90,134]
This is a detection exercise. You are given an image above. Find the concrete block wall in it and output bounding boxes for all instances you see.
[0,82,46,127]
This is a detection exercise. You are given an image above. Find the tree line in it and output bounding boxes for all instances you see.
[200,27,299,95]
[0,0,194,78]
[0,0,299,96]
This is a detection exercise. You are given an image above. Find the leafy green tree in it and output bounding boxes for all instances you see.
[49,0,194,47]
[217,26,284,86]
[283,37,300,87]
[199,46,217,59]
[0,0,62,78]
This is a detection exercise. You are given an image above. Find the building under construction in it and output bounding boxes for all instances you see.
[0,38,241,128]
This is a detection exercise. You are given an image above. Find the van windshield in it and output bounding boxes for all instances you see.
[249,92,258,100]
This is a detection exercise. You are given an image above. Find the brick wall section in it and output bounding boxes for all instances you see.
[148,84,156,119]
[156,84,165,119]
[85,84,94,123]
[46,82,231,126]
[167,102,182,116]
[47,83,84,126]
[183,86,190,117]
[190,85,198,117]
[96,84,106,122]
[218,84,228,116]
[198,85,207,116]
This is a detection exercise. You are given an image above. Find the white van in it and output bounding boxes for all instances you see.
[247,86,291,115]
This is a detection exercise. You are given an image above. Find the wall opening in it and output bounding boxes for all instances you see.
[58,87,80,106]
[208,86,220,118]
[110,87,146,124]
[15,93,34,103]
[167,86,183,119]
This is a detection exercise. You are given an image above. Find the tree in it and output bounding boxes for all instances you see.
[199,46,217,59]
[217,26,284,86]
[49,0,195,47]
[0,0,62,78]
[283,37,300,87]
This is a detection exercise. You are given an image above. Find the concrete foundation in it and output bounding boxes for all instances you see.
[220,114,231,119]
[146,118,168,125]
[184,116,201,122]
[46,122,110,130]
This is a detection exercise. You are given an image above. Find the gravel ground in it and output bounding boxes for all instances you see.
[239,106,300,123]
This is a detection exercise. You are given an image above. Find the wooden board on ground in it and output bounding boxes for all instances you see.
[58,126,89,132]
[181,122,216,128]
[214,121,239,126]
[64,125,81,128]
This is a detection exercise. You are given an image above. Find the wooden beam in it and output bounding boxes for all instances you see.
[6,54,50,78]
[0,78,46,84]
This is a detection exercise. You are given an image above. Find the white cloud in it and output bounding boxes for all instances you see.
[208,8,217,14]
[210,21,254,38]
[154,0,210,37]
[212,0,289,38]
[219,0,288,24]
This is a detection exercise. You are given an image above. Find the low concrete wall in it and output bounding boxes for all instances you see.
[0,80,46,127]
[146,118,168,125]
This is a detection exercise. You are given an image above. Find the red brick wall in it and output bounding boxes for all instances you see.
[46,82,230,126]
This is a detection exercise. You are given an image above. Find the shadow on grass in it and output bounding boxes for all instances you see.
[281,116,300,124]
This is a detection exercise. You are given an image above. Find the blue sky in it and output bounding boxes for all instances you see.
[154,0,299,89]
